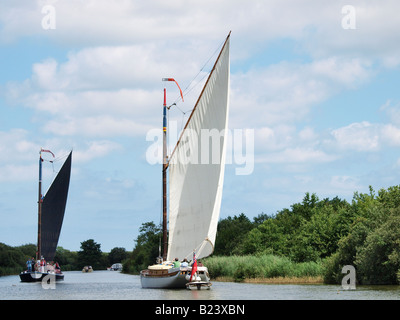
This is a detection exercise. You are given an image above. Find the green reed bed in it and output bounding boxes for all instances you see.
[203,254,323,283]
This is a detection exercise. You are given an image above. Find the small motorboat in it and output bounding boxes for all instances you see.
[82,266,93,272]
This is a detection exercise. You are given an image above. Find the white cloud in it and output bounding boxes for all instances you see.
[381,124,400,147]
[257,147,336,164]
[2,1,400,64]
[254,125,337,166]
[43,115,152,137]
[330,121,400,152]
[331,121,380,152]
[380,99,400,126]
[230,56,373,129]
[0,164,37,182]
[0,129,39,163]
[73,140,122,163]
[329,175,361,195]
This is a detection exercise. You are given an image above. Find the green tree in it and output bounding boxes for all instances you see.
[77,239,103,269]
[324,186,400,285]
[54,246,78,270]
[124,222,161,274]
[242,218,285,255]
[109,247,127,265]
[17,244,36,258]
[355,211,400,284]
[214,213,254,255]
[290,199,352,262]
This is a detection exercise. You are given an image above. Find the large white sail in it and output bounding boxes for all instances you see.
[167,36,230,261]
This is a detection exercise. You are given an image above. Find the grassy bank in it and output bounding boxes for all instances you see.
[203,254,324,283]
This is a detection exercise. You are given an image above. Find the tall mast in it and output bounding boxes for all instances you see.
[37,150,43,261]
[161,78,183,261]
[162,87,168,261]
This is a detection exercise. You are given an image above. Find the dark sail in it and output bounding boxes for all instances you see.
[40,151,72,261]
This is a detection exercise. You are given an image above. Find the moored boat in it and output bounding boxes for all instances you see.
[107,263,123,271]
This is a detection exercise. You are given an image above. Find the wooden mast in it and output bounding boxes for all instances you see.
[161,78,184,261]
[162,87,168,261]
[37,150,43,261]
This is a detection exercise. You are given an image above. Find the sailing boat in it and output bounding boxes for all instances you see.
[140,32,230,289]
[20,149,72,282]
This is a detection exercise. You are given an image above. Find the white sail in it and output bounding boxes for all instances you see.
[167,36,230,261]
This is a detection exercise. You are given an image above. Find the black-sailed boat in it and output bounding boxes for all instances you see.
[20,149,72,282]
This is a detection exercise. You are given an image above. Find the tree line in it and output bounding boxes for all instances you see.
[124,185,400,285]
[4,185,400,284]
[0,239,128,276]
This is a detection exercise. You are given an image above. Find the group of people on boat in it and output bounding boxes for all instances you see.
[82,266,93,272]
[171,258,203,268]
[25,256,61,274]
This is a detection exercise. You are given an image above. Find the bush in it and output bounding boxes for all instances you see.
[203,254,324,281]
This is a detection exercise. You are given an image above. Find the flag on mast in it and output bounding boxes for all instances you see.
[189,251,197,282]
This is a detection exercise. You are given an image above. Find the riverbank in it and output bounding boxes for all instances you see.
[213,275,323,284]
[203,254,325,283]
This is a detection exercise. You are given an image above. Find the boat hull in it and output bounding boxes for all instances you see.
[186,281,212,290]
[140,266,210,289]
[19,271,64,282]
[140,269,187,288]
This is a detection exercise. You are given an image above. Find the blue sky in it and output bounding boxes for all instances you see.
[1,1,400,252]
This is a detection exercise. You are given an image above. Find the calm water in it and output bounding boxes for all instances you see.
[0,270,399,300]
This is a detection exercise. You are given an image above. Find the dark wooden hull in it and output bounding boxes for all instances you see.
[19,271,64,282]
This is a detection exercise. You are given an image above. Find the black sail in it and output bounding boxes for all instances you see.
[40,151,72,261]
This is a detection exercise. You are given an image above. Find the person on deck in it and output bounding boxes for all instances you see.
[181,258,188,268]
[54,262,61,274]
[39,257,46,273]
[26,259,32,272]
[173,258,181,268]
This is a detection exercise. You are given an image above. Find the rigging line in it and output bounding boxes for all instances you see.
[52,152,69,163]
[180,72,209,102]
[171,38,225,105]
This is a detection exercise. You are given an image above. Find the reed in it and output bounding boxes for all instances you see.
[203,254,323,283]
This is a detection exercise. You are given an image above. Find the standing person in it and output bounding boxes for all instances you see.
[40,257,46,273]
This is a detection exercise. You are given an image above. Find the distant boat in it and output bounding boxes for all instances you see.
[82,266,93,273]
[107,263,123,271]
[20,149,72,282]
[140,32,230,289]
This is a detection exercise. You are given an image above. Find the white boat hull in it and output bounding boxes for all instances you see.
[140,266,210,289]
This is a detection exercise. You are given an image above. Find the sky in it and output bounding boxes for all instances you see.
[1,0,400,253]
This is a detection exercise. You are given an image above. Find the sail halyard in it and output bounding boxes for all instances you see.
[166,32,231,261]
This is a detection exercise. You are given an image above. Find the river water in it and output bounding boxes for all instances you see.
[0,270,399,300]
